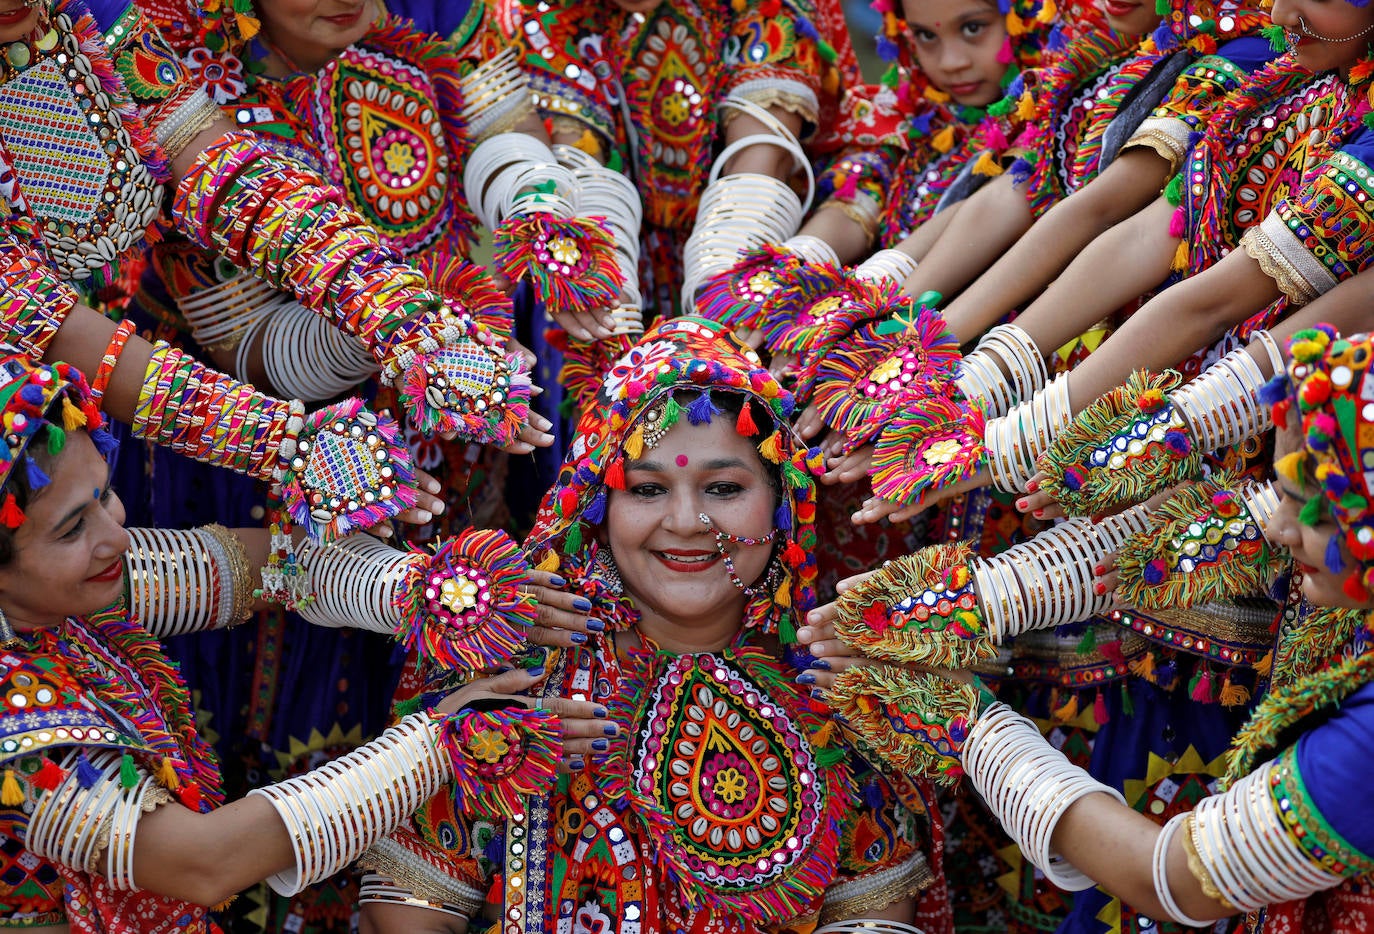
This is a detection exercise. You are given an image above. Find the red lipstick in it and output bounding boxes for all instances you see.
[653,550,722,574]
[85,560,123,584]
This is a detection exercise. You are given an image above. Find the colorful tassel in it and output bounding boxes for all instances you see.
[493,214,623,317]
[439,707,561,818]
[1,769,22,806]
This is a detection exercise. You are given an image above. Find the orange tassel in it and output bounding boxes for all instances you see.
[1052,693,1079,723]
[931,125,955,153]
[155,757,181,791]
[1171,239,1189,272]
[973,150,1004,177]
[1129,652,1157,683]
[1253,651,1273,677]
[1219,675,1250,707]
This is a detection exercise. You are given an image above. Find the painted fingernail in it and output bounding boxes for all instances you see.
[586,618,606,632]
[569,757,585,771]
[810,688,827,700]
[572,597,593,611]
[797,672,817,684]
[591,738,609,752]
[593,705,608,718]
[1094,582,1107,595]
[570,632,588,644]
[549,574,567,587]
[1016,499,1029,510]
[1093,564,1106,576]
[1026,479,1039,492]
[811,659,832,671]
[1033,509,1044,518]
[527,666,546,677]
[603,724,619,736]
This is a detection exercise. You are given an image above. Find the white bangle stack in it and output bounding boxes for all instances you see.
[1152,813,1215,927]
[964,703,1127,891]
[956,324,1047,418]
[779,234,840,266]
[464,134,574,232]
[815,923,929,933]
[1172,334,1280,455]
[295,535,423,634]
[554,144,644,333]
[1184,762,1345,913]
[357,874,471,919]
[237,299,377,402]
[852,249,919,285]
[971,503,1151,641]
[680,95,814,306]
[177,270,279,353]
[125,525,255,637]
[1239,479,1282,546]
[984,373,1073,493]
[460,48,533,142]
[249,714,450,896]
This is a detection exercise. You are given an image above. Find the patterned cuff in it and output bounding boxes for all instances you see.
[1241,214,1334,305]
[1124,116,1193,174]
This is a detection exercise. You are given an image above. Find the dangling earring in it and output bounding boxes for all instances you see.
[0,607,19,648]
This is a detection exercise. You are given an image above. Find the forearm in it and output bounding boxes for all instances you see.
[1063,247,1283,412]
[1253,267,1374,373]
[943,152,1173,341]
[899,174,1033,305]
[796,204,874,265]
[721,108,807,178]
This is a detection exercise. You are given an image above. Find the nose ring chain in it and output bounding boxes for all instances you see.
[698,513,776,594]
[1295,14,1374,43]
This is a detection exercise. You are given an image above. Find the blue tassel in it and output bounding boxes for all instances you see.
[687,391,717,425]
[875,35,899,61]
[19,384,44,406]
[864,780,886,809]
[774,502,792,532]
[90,429,119,460]
[1010,157,1033,185]
[1047,25,1068,51]
[910,111,934,135]
[1006,74,1025,99]
[24,458,48,489]
[483,831,505,865]
[75,754,100,789]
[1186,130,1205,150]
[997,0,1011,12]
[1157,661,1177,685]
[1152,22,1176,50]
[583,489,607,524]
[1326,535,1346,573]
[795,15,818,40]
[1258,375,1290,405]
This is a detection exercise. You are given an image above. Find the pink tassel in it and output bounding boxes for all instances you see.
[836,173,859,200]
[1192,667,1213,702]
[1093,691,1109,725]
[997,37,1014,64]
[1168,206,1186,238]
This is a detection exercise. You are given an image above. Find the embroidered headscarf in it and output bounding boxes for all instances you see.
[0,351,115,530]
[1265,326,1374,600]
[526,317,821,639]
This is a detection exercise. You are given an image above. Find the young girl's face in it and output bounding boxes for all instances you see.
[1099,0,1164,37]
[1272,0,1374,74]
[902,0,1009,109]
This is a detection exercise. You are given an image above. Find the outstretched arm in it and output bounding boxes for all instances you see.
[940,149,1174,341]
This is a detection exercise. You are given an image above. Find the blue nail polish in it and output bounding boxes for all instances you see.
[811,659,832,671]
[570,632,588,644]
[603,724,619,736]
[569,757,585,771]
[549,575,567,587]
[593,705,608,718]
[810,688,827,700]
[586,618,606,632]
[591,738,609,751]
[527,666,545,677]
[572,596,593,612]
[797,671,817,684]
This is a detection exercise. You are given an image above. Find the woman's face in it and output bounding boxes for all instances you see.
[1098,0,1163,38]
[255,0,377,72]
[0,2,41,45]
[902,0,1009,108]
[607,414,777,637]
[1265,426,1374,609]
[1271,0,1374,73]
[0,431,129,631]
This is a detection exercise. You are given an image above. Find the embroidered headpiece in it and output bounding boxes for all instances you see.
[526,317,820,637]
[0,350,114,529]
[1264,326,1374,599]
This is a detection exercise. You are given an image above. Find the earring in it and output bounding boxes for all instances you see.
[0,607,19,648]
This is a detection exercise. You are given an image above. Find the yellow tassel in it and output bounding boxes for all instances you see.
[61,396,86,431]
[535,551,560,573]
[972,150,1004,177]
[823,68,839,96]
[235,11,261,39]
[574,129,602,158]
[774,577,792,608]
[812,719,836,747]
[1052,693,1079,723]
[924,85,951,104]
[155,757,181,791]
[1,770,22,807]
[931,125,955,154]
[1128,652,1157,683]
[1006,14,1028,35]
[211,895,238,912]
[1171,239,1189,271]
[1038,0,1058,22]
[624,429,644,460]
[1253,650,1273,677]
[1017,90,1037,121]
[732,0,746,10]
[1218,676,1250,707]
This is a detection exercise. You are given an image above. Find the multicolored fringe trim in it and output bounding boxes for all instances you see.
[279,398,417,544]
[395,529,538,670]
[759,263,879,357]
[399,338,532,445]
[869,395,987,506]
[835,542,999,668]
[492,214,623,317]
[827,666,985,784]
[415,255,514,340]
[1116,476,1282,610]
[548,330,638,419]
[1037,370,1201,516]
[437,706,561,817]
[809,308,960,449]
[693,244,803,330]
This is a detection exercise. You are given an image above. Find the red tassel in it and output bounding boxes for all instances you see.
[604,459,626,490]
[1093,690,1109,725]
[1191,667,1214,703]
[1344,572,1371,603]
[0,494,24,529]
[736,402,758,436]
[31,759,65,791]
[177,783,203,811]
[783,541,807,568]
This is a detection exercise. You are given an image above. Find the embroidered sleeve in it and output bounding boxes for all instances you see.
[507,0,617,148]
[1291,678,1374,862]
[1271,744,1374,879]
[1242,140,1374,304]
[722,0,827,127]
[1125,38,1274,173]
[103,3,220,161]
[816,147,901,244]
[0,758,64,928]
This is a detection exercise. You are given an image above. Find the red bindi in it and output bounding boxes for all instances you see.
[676,454,689,467]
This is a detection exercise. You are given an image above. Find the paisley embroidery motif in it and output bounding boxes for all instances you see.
[629,653,826,898]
